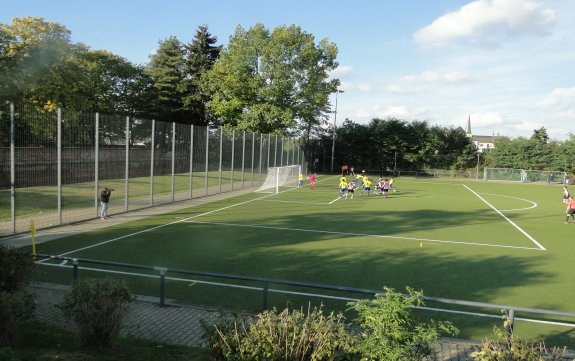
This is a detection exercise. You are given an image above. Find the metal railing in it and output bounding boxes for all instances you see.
[35,253,575,338]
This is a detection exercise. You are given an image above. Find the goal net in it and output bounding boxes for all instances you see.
[484,168,566,183]
[256,165,301,194]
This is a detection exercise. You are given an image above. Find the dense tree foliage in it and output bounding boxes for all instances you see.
[202,23,339,135]
[331,118,477,171]
[485,129,575,173]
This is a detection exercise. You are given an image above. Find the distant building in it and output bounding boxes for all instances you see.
[465,116,495,152]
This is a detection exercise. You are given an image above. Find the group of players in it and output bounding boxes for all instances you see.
[338,172,396,200]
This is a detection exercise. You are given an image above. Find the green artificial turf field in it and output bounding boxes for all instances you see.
[31,175,575,346]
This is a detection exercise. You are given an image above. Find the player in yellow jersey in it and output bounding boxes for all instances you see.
[361,177,372,196]
[339,177,347,198]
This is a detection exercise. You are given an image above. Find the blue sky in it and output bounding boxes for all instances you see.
[3,0,574,139]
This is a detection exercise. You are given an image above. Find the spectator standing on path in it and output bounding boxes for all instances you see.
[565,196,575,224]
[100,187,114,220]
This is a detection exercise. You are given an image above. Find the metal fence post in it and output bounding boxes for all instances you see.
[125,116,130,211]
[204,127,209,196]
[189,125,194,199]
[219,127,223,193]
[155,267,168,307]
[10,102,15,234]
[95,113,99,218]
[506,309,515,342]
[150,119,156,206]
[241,131,246,188]
[231,130,235,191]
[72,259,79,280]
[251,133,255,187]
[171,122,176,202]
[262,281,269,311]
[57,108,62,225]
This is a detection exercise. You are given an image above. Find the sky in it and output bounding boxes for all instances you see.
[3,0,575,140]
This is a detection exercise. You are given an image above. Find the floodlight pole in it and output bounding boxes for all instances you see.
[476,152,480,180]
[330,90,344,173]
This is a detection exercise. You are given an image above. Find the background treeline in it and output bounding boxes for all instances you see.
[331,119,575,173]
[1,17,574,174]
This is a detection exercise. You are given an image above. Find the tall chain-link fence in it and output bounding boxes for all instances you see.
[0,103,307,236]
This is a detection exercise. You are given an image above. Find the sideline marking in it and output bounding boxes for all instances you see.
[329,196,343,204]
[39,192,286,261]
[478,193,537,212]
[184,220,543,251]
[42,176,340,260]
[463,185,545,251]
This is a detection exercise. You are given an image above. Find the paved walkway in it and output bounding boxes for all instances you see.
[29,282,483,360]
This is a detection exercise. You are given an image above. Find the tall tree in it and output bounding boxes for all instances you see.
[203,23,339,135]
[0,17,73,106]
[183,25,221,126]
[147,36,186,123]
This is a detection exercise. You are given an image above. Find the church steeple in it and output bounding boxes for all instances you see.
[465,115,472,137]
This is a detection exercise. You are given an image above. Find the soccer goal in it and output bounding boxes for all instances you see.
[256,165,301,194]
[484,167,567,184]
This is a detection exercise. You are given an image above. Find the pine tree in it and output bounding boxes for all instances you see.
[183,25,221,126]
[147,36,186,123]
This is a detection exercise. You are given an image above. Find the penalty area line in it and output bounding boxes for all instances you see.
[185,220,543,251]
[463,185,545,251]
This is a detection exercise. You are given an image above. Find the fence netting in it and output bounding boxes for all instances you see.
[0,103,307,236]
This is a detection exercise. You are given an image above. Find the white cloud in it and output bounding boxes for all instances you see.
[386,85,417,95]
[509,121,542,132]
[414,0,556,47]
[538,87,575,109]
[357,83,372,92]
[403,70,471,83]
[471,112,504,127]
[329,65,353,78]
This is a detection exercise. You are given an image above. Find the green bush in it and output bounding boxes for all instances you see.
[58,278,133,349]
[0,245,35,292]
[0,291,35,346]
[347,286,458,361]
[202,305,352,361]
[471,327,569,361]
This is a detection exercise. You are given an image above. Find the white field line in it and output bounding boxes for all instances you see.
[40,175,341,261]
[479,192,537,211]
[463,185,546,251]
[260,199,330,205]
[39,192,289,262]
[184,220,543,251]
[329,196,343,204]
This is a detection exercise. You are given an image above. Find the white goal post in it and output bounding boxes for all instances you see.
[256,165,301,194]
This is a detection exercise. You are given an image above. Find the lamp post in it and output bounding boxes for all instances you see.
[476,152,480,180]
[330,90,344,173]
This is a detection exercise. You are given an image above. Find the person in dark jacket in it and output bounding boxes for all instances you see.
[100,187,114,220]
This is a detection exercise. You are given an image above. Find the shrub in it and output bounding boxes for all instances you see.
[58,278,133,349]
[347,286,458,361]
[471,327,569,361]
[0,291,35,346]
[0,245,35,293]
[202,304,352,361]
